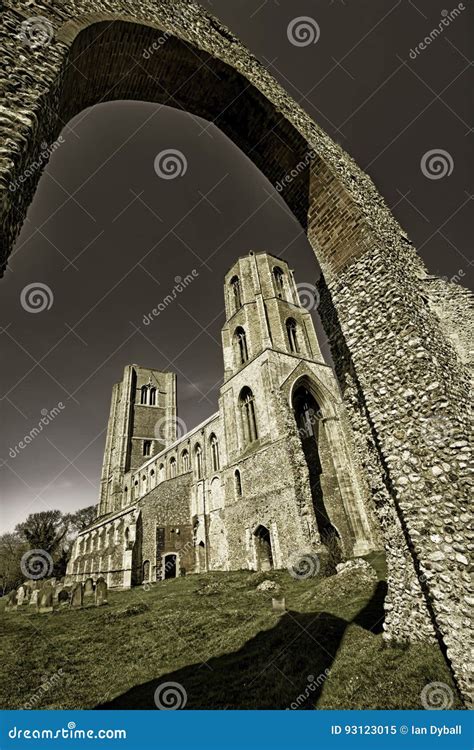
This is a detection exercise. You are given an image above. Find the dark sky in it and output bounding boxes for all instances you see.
[1,0,472,532]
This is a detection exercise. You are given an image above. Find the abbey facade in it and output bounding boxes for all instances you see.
[66,253,380,587]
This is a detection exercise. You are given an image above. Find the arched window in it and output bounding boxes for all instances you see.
[182,449,190,472]
[273,266,285,297]
[149,387,156,406]
[140,385,148,404]
[169,457,177,478]
[234,469,242,497]
[134,479,139,498]
[230,275,242,312]
[239,387,258,445]
[195,444,203,479]
[143,440,152,457]
[286,318,300,353]
[210,434,220,472]
[158,463,165,481]
[234,326,248,365]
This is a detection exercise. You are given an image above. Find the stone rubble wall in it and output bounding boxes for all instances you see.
[1,0,472,703]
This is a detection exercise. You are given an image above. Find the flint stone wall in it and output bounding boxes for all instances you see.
[0,0,472,703]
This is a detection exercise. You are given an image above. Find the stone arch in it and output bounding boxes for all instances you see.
[1,0,471,702]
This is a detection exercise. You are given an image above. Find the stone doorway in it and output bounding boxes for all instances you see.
[163,553,177,579]
[254,525,274,571]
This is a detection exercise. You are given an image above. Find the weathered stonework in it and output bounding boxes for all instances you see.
[1,0,472,703]
[67,253,378,589]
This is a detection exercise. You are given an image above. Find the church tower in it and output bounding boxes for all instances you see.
[221,252,323,382]
[97,364,176,517]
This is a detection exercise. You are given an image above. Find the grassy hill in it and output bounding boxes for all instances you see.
[0,561,462,710]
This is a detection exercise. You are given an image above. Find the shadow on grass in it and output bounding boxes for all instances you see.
[97,581,387,710]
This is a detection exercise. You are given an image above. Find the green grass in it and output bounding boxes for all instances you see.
[0,566,462,710]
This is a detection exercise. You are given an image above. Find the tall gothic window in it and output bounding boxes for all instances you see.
[195,444,203,479]
[239,387,258,445]
[140,385,148,404]
[143,440,152,457]
[234,469,242,497]
[210,434,220,472]
[182,449,190,472]
[169,457,177,478]
[286,318,300,353]
[149,387,156,406]
[158,463,165,481]
[230,276,242,312]
[273,266,284,297]
[234,327,249,365]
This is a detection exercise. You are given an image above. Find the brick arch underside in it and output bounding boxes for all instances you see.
[1,19,312,270]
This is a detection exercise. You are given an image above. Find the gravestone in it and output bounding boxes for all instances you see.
[272,597,286,612]
[17,585,29,606]
[6,590,17,610]
[95,577,108,607]
[70,583,83,608]
[58,589,70,606]
[29,590,39,607]
[84,578,95,596]
[38,589,53,613]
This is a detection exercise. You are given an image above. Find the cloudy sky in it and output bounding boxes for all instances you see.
[1,0,471,532]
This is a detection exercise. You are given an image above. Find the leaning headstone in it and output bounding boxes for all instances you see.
[95,577,108,607]
[58,589,70,606]
[70,583,83,608]
[5,590,17,610]
[29,590,39,607]
[38,588,54,614]
[272,597,286,612]
[84,578,95,597]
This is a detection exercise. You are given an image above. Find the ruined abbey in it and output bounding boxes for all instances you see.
[66,253,380,586]
[2,0,471,706]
